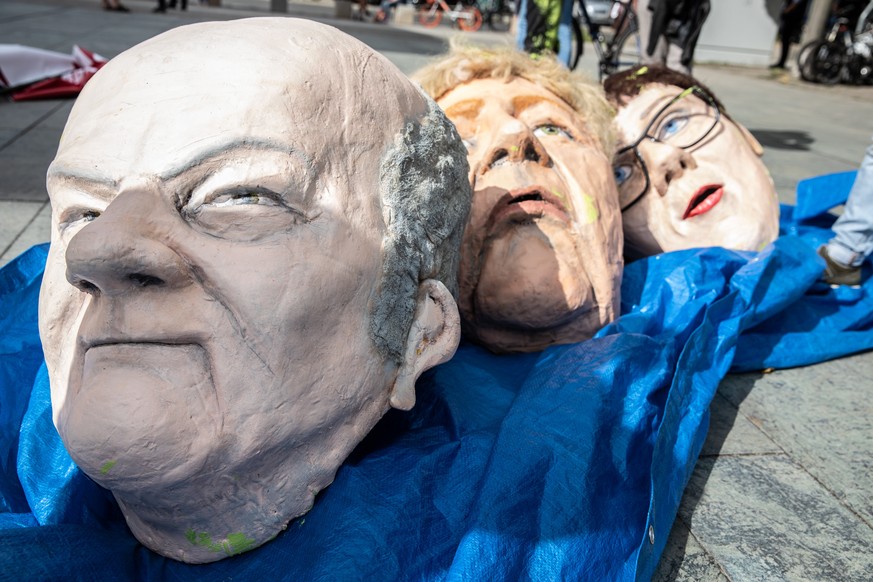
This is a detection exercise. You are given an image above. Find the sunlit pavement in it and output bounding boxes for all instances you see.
[2,1,872,579]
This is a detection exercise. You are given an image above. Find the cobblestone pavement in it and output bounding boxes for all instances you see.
[2,1,871,579]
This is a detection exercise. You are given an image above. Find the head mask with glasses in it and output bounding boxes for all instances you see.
[611,82,779,259]
[614,86,720,213]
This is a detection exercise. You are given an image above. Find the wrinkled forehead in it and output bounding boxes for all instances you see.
[53,19,426,192]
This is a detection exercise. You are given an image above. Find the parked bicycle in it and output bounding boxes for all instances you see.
[798,0,873,85]
[418,0,483,31]
[570,0,641,79]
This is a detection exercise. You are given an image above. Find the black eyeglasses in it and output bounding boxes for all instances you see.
[613,86,721,212]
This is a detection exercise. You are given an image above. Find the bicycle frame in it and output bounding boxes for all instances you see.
[418,0,482,31]
[857,0,873,37]
[574,0,640,78]
[441,0,467,22]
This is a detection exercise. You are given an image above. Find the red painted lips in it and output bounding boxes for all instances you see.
[683,184,724,219]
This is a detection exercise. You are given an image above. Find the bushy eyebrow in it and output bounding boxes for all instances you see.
[443,99,484,121]
[511,94,570,115]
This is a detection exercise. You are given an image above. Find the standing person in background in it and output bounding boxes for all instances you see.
[516,0,574,67]
[636,0,710,74]
[819,136,873,286]
[771,0,808,69]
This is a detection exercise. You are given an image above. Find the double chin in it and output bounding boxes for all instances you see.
[55,342,393,563]
[58,343,221,490]
[462,223,611,352]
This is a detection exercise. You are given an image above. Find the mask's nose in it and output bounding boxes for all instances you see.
[480,119,552,173]
[648,142,698,196]
[65,192,190,297]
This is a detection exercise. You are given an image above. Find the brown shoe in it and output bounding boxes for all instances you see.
[818,245,861,287]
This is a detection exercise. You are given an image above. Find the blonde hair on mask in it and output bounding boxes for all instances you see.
[413,43,615,154]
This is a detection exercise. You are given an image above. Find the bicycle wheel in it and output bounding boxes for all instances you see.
[797,40,820,82]
[601,11,641,77]
[418,4,442,27]
[458,6,483,31]
[811,41,846,85]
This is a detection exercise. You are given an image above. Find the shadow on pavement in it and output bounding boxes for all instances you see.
[653,372,763,581]
[749,129,815,151]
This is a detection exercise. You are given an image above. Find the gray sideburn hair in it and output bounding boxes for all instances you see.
[371,97,472,364]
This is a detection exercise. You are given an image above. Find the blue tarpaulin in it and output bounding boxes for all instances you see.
[733,174,873,371]
[1,175,872,580]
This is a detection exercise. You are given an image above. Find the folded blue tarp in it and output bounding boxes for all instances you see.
[1,175,871,580]
[733,173,873,371]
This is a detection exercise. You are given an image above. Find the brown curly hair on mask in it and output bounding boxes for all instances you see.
[602,65,728,119]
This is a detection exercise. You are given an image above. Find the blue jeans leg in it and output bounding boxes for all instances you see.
[557,0,573,67]
[516,0,528,50]
[827,136,873,267]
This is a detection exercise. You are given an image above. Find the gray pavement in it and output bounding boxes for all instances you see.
[1,1,872,580]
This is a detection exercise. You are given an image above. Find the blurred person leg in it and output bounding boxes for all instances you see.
[556,0,574,67]
[516,0,528,50]
[670,0,709,74]
[772,0,807,68]
[665,41,687,73]
[821,136,873,285]
[637,0,668,65]
[520,0,562,60]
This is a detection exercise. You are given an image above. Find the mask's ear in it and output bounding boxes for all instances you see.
[736,122,764,157]
[389,279,460,411]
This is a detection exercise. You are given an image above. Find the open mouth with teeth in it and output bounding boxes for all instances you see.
[683,184,724,219]
[488,186,571,227]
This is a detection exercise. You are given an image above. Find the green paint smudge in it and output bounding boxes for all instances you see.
[100,460,117,475]
[630,65,649,78]
[580,193,599,224]
[509,145,519,153]
[185,529,257,556]
[677,86,695,99]
[225,533,257,555]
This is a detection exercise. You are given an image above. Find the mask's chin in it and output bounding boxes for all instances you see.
[465,222,599,352]
[59,342,221,493]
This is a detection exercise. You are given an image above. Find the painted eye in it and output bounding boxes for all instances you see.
[205,190,280,208]
[60,209,101,233]
[533,124,572,139]
[657,116,689,141]
[613,165,633,186]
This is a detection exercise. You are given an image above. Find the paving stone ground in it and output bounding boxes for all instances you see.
[2,2,871,579]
